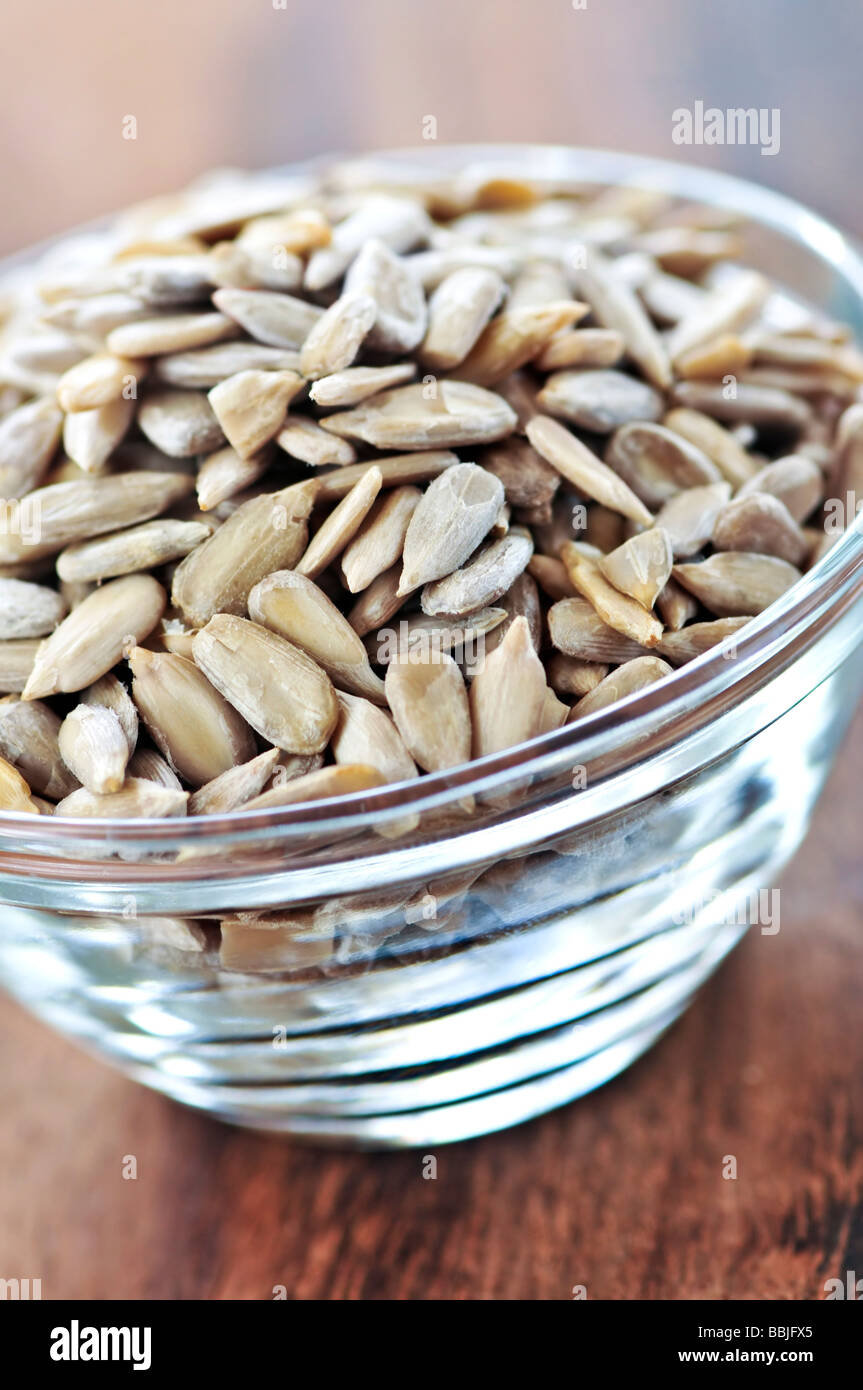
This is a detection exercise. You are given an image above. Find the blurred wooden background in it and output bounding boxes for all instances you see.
[2,0,863,1302]
[3,0,863,254]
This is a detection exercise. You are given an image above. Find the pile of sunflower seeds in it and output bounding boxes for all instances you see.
[0,158,861,819]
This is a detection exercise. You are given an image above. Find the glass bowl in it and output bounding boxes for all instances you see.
[2,145,863,1149]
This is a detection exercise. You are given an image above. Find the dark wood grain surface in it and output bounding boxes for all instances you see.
[2,0,863,1304]
[1,702,861,1301]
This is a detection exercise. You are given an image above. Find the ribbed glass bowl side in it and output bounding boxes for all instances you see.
[1,629,860,1145]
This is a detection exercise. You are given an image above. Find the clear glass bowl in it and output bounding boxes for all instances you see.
[2,146,863,1148]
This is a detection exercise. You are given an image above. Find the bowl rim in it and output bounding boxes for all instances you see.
[3,141,863,850]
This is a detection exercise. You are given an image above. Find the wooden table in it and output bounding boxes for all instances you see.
[2,702,861,1301]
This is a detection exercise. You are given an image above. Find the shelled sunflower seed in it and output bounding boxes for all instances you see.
[0,160,855,817]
